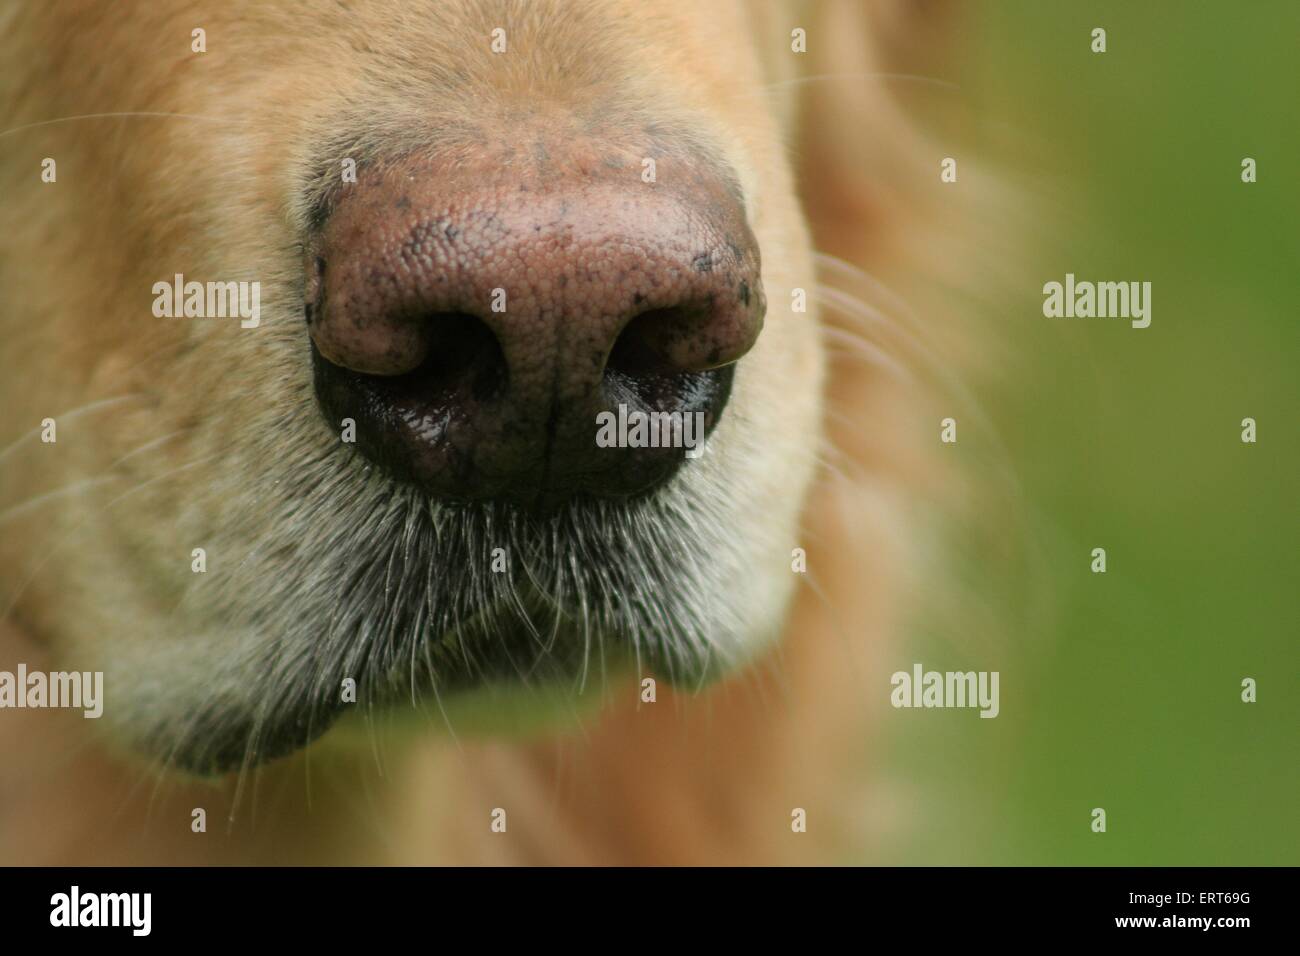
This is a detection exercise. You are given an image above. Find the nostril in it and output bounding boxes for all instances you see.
[403,312,508,402]
[318,311,507,409]
[358,312,508,408]
[606,308,696,377]
[607,296,757,379]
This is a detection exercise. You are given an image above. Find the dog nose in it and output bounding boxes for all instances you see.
[305,148,764,506]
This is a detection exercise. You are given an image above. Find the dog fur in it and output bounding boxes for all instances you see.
[0,0,980,864]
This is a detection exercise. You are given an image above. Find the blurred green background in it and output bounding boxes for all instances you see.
[877,1,1297,864]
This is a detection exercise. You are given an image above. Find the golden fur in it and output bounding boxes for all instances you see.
[0,0,981,864]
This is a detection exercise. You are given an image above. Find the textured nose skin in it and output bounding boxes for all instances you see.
[305,143,765,506]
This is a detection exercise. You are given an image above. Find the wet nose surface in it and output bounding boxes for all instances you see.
[305,144,765,507]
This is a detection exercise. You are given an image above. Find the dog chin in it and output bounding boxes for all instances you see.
[110,481,762,776]
[121,614,712,778]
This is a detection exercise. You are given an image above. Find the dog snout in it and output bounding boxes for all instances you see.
[305,144,765,506]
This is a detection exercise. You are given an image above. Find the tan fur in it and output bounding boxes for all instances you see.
[0,0,974,864]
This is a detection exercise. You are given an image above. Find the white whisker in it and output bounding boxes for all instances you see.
[0,475,119,526]
[0,394,143,467]
[0,111,230,140]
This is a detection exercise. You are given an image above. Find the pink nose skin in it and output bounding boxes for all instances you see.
[304,142,765,507]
